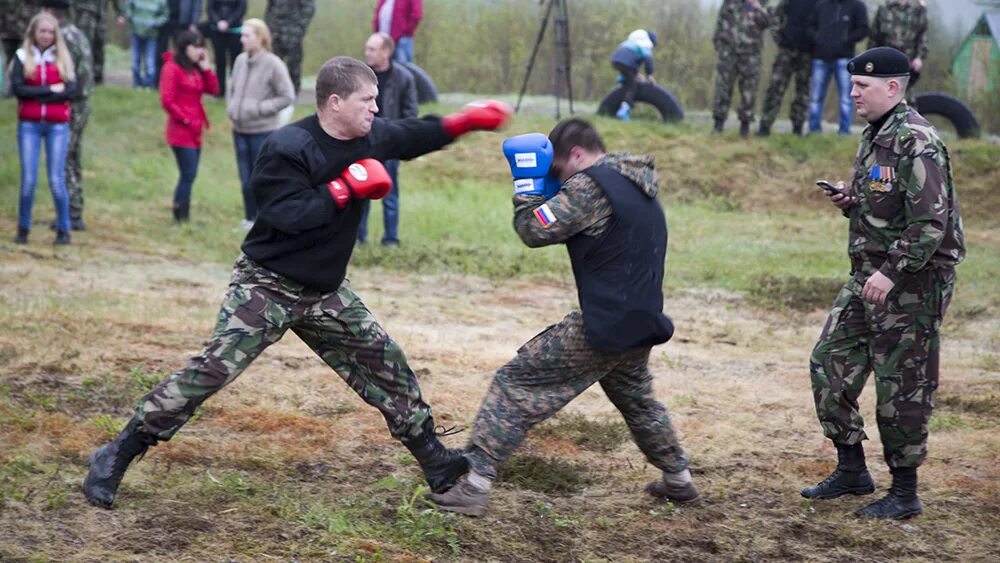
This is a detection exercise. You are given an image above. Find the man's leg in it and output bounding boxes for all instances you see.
[759,48,794,134]
[381,160,400,245]
[855,269,955,519]
[66,101,91,229]
[393,36,414,63]
[802,276,877,500]
[599,351,697,503]
[430,312,624,515]
[736,51,761,136]
[788,51,812,135]
[808,59,832,133]
[712,51,737,131]
[84,255,298,507]
[835,58,853,134]
[291,282,466,492]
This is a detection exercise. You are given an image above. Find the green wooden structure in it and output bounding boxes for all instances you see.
[950,12,1000,98]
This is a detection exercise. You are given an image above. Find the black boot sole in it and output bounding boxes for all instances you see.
[801,482,875,500]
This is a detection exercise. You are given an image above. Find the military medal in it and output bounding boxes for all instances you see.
[869,165,895,193]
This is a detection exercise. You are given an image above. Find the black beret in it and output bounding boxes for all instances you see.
[848,47,911,77]
[39,0,71,8]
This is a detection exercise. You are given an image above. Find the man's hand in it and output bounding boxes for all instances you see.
[441,100,513,138]
[911,57,923,72]
[218,20,229,33]
[116,15,126,26]
[862,271,895,305]
[828,181,855,210]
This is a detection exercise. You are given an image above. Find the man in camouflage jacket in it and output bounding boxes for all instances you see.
[758,0,817,136]
[428,119,698,517]
[72,0,122,84]
[869,0,928,87]
[802,47,965,520]
[1,0,39,68]
[43,0,94,231]
[265,0,315,95]
[711,0,772,137]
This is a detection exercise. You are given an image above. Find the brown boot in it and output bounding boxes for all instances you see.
[426,476,490,517]
[645,469,700,503]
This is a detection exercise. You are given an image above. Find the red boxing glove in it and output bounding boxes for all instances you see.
[441,100,513,138]
[326,159,393,209]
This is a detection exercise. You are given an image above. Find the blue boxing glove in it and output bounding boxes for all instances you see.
[503,133,556,198]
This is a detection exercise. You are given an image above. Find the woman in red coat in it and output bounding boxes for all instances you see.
[159,30,220,222]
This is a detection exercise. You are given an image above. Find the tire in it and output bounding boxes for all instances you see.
[399,61,438,104]
[912,92,980,139]
[597,82,684,122]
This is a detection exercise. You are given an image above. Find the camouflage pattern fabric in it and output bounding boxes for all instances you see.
[810,102,965,468]
[711,0,771,123]
[466,312,689,480]
[712,48,763,123]
[512,152,658,245]
[759,46,811,129]
[60,20,94,222]
[132,254,434,441]
[73,0,120,83]
[265,0,315,94]
[869,0,928,61]
[0,0,38,64]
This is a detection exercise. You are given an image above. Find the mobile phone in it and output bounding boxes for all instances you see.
[816,180,842,195]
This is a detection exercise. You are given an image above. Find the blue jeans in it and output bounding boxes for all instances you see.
[17,121,70,231]
[233,131,270,221]
[358,159,400,244]
[808,58,853,134]
[131,33,158,87]
[171,146,201,207]
[393,36,414,63]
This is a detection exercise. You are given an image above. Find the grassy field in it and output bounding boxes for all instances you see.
[0,88,998,562]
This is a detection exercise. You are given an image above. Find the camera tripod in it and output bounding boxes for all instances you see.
[515,0,575,119]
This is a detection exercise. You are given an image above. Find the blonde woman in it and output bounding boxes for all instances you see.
[225,18,294,228]
[9,12,78,245]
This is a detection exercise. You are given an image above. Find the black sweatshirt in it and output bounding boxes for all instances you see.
[809,0,869,61]
[240,114,453,291]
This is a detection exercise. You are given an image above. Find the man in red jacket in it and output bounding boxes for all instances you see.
[373,0,422,63]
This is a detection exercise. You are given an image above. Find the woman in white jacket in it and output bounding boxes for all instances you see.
[226,18,294,229]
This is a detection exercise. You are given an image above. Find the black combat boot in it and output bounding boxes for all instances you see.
[14,227,29,244]
[791,122,804,136]
[402,419,468,493]
[711,118,725,135]
[53,230,71,245]
[855,466,922,519]
[756,123,771,137]
[71,217,86,231]
[83,419,158,508]
[801,442,876,499]
[739,121,751,138]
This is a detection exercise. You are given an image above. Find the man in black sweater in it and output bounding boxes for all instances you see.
[83,56,512,509]
[806,0,869,134]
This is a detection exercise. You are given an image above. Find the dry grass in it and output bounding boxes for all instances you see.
[1,240,998,562]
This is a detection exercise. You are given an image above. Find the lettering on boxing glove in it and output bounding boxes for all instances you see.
[441,100,513,138]
[503,133,556,198]
[326,159,392,209]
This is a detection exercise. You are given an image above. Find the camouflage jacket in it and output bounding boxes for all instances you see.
[844,102,965,282]
[512,153,660,247]
[713,0,772,54]
[869,0,928,61]
[265,0,316,29]
[0,0,38,41]
[60,20,95,100]
[73,0,124,17]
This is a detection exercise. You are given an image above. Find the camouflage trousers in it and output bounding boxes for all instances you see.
[466,311,689,480]
[712,48,762,123]
[271,29,304,94]
[75,9,106,82]
[810,267,955,468]
[67,100,90,221]
[132,254,433,441]
[760,47,811,130]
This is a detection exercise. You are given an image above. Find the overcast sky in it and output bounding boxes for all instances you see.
[698,0,989,37]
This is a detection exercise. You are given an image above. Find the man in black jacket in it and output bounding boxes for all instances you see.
[359,32,418,246]
[202,0,245,96]
[82,56,513,509]
[807,0,868,134]
[758,0,818,136]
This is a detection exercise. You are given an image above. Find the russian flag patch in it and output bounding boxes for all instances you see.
[533,204,557,228]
